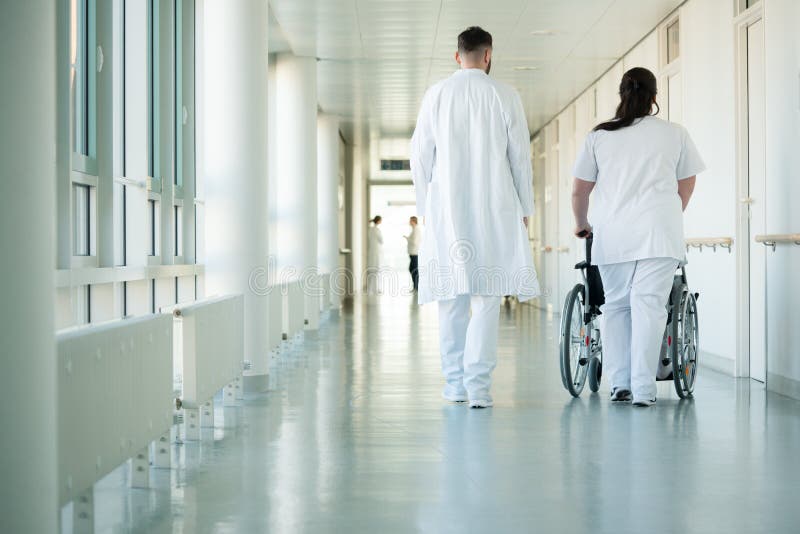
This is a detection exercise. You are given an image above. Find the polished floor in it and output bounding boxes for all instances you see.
[89,295,800,534]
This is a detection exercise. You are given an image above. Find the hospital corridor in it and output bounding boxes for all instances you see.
[2,1,799,533]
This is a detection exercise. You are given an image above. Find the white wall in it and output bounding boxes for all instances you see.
[680,0,738,374]
[762,0,800,394]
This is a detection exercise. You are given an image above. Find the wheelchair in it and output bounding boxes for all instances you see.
[559,234,699,399]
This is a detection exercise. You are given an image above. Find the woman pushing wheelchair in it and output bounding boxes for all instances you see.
[570,67,705,407]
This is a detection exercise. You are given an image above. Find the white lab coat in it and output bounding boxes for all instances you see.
[410,69,540,306]
[366,225,383,294]
[367,225,383,268]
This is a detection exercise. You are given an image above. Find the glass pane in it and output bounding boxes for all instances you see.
[73,184,90,256]
[667,20,680,63]
[71,0,89,155]
[174,0,183,186]
[113,0,126,177]
[114,183,126,265]
[148,0,159,178]
[148,199,159,256]
[746,0,761,8]
[174,205,183,257]
[74,285,90,324]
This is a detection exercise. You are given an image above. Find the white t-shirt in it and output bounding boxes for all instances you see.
[406,226,421,255]
[572,116,706,265]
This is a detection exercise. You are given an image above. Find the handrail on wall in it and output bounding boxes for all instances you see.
[685,237,733,253]
[754,233,800,252]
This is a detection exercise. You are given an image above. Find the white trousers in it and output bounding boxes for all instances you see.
[438,295,502,401]
[598,258,678,400]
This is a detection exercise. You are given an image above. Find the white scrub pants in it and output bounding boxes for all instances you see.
[438,295,502,401]
[598,258,678,401]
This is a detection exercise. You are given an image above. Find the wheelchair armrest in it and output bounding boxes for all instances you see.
[574,261,589,270]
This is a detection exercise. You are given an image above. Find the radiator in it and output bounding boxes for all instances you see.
[57,313,173,506]
[173,295,243,410]
[282,280,305,339]
[267,285,283,354]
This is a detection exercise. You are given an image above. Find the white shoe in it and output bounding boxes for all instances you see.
[442,391,467,403]
[469,398,493,409]
[632,397,656,407]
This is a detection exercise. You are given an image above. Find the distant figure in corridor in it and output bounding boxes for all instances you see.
[366,215,383,295]
[404,216,422,292]
[571,67,705,407]
[411,26,540,408]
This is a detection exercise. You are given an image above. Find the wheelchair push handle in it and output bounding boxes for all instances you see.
[577,231,594,265]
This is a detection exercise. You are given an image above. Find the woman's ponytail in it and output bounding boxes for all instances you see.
[594,67,659,132]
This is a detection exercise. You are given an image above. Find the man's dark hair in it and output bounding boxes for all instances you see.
[457,26,492,54]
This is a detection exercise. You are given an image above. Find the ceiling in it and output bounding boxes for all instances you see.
[268,0,684,141]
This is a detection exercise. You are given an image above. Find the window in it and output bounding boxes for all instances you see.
[70,0,97,173]
[73,285,90,324]
[666,20,680,64]
[147,199,160,256]
[174,0,183,187]
[736,0,761,15]
[148,0,160,182]
[114,183,126,265]
[112,1,127,267]
[174,205,183,257]
[72,183,96,256]
[380,159,411,171]
[121,281,128,317]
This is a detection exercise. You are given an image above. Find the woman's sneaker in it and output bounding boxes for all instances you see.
[610,388,632,402]
[632,397,656,407]
[469,398,493,409]
[442,391,467,403]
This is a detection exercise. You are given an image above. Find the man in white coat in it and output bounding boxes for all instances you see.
[410,27,539,408]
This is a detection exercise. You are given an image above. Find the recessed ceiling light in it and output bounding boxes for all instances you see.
[530,30,561,37]
[512,66,539,71]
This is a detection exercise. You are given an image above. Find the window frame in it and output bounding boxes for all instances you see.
[147,0,162,192]
[735,0,761,16]
[659,13,681,69]
[70,0,98,176]
[174,0,184,189]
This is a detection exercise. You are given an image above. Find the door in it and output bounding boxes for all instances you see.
[746,18,767,382]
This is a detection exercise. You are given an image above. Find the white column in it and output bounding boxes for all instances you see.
[317,114,340,309]
[201,0,270,386]
[0,1,58,531]
[276,54,319,329]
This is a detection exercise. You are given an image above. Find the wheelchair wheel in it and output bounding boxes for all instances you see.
[670,286,699,398]
[560,284,588,397]
[588,357,602,393]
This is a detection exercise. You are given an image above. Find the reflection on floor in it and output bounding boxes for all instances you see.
[89,295,800,534]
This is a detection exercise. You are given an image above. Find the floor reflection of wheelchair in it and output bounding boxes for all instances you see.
[559,233,700,399]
